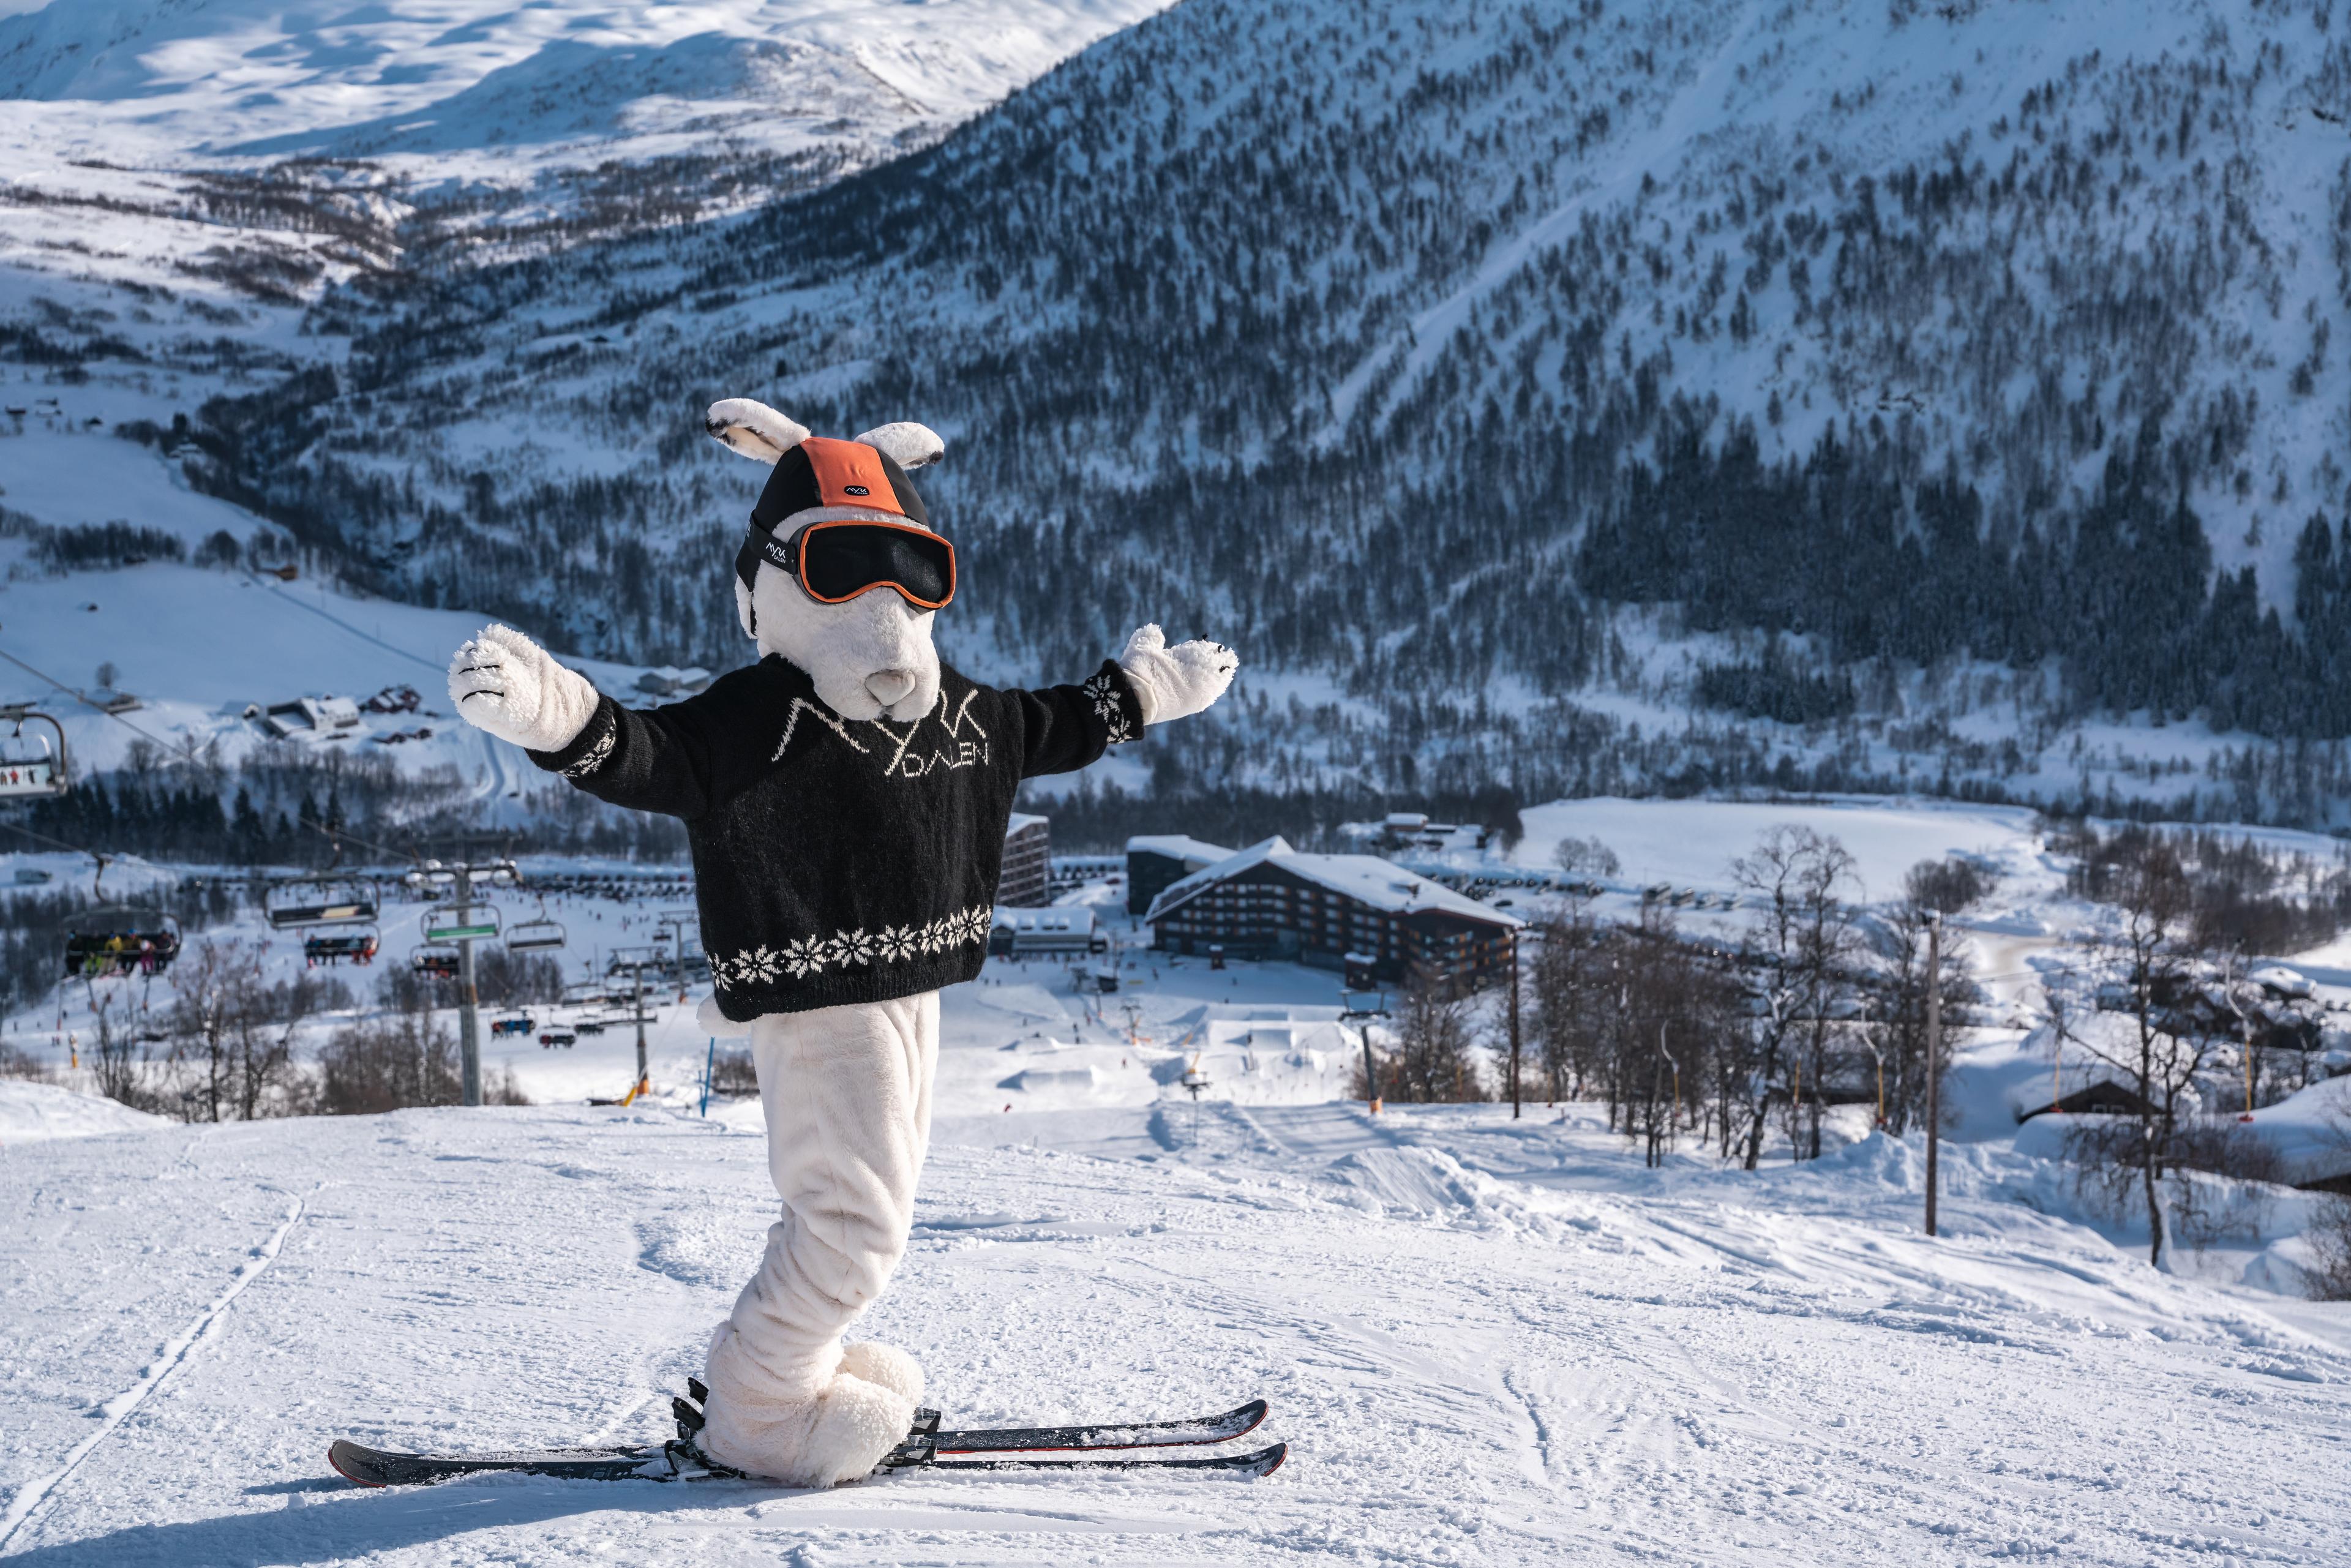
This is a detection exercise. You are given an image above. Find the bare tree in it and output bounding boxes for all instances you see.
[1553,835,1621,880]
[2056,834,2209,1267]
[1529,905,1607,1101]
[170,939,256,1122]
[1730,827,1862,1169]
[88,991,153,1110]
[2308,1196,2351,1301]
[1379,983,1489,1103]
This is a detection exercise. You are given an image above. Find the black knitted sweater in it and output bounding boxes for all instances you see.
[529,655,1143,1020]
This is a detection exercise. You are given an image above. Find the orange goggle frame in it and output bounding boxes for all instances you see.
[752,518,956,610]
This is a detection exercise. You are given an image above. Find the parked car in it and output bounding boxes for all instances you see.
[539,1029,577,1049]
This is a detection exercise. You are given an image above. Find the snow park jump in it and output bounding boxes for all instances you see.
[4,1,2351,1563]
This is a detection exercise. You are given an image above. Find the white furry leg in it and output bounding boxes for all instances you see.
[839,1341,924,1405]
[696,992,939,1484]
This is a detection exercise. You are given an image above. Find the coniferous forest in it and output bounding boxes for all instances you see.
[19,0,2351,828]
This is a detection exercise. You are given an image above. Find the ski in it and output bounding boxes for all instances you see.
[933,1398,1269,1454]
[328,1438,716,1488]
[889,1435,1288,1477]
[331,1387,1281,1488]
[329,1434,1287,1488]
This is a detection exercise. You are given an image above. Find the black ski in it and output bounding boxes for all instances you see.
[934,1398,1268,1454]
[328,1438,708,1488]
[330,1387,1281,1488]
[890,1435,1287,1477]
[328,1436,1286,1487]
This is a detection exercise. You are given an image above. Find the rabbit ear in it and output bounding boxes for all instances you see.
[705,398,809,465]
[853,421,945,470]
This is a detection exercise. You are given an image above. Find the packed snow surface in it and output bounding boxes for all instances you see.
[0,1078,165,1143]
[4,977,2350,1562]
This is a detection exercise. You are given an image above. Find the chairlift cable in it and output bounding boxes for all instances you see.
[0,817,99,860]
[0,640,203,765]
[294,815,424,869]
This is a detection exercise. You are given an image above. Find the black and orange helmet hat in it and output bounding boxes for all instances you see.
[733,435,935,606]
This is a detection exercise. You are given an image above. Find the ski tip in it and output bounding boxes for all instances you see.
[328,1440,386,1489]
[1254,1442,1288,1477]
[1231,1399,1270,1439]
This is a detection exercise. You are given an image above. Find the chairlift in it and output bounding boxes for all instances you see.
[265,874,381,929]
[62,907,182,979]
[303,928,379,967]
[0,708,67,798]
[504,895,566,953]
[411,943,460,979]
[422,903,500,943]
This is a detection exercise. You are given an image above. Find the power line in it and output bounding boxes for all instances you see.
[0,817,99,859]
[0,640,203,765]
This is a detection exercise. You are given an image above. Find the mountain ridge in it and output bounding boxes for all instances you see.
[13,0,2351,827]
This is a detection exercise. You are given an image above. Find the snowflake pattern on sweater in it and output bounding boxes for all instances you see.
[710,904,994,992]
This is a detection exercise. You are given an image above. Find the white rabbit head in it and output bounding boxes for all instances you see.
[705,397,948,723]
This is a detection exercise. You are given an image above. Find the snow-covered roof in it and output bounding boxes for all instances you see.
[1145,836,1523,928]
[993,906,1095,932]
[1126,834,1232,864]
[1005,812,1049,837]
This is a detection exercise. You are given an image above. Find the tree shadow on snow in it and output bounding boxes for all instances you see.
[6,1478,785,1567]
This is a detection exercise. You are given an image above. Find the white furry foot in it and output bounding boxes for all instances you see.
[699,1329,915,1485]
[838,1341,924,1405]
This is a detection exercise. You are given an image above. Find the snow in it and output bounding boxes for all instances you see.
[0,1078,165,1143]
[0,411,684,792]
[1514,795,2048,905]
[0,0,1177,306]
[1124,833,1232,863]
[2230,1074,2351,1190]
[6,819,2351,1559]
[5,1069,2350,1560]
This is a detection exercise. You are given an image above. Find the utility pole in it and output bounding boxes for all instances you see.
[1507,932,1523,1120]
[457,876,481,1108]
[1924,912,1942,1237]
[410,857,514,1108]
[632,958,649,1097]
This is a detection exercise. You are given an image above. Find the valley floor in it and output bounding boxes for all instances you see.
[3,1086,2347,1565]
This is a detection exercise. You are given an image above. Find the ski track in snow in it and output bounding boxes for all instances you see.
[0,1187,308,1553]
[0,1097,2347,1565]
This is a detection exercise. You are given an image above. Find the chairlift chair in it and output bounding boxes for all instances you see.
[411,942,461,979]
[422,903,500,943]
[62,907,182,979]
[504,896,566,953]
[265,875,381,929]
[0,709,67,798]
[303,928,380,967]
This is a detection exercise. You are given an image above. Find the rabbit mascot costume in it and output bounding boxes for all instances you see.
[446,399,1237,1485]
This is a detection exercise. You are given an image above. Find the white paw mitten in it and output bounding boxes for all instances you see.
[1116,624,1239,726]
[448,624,600,752]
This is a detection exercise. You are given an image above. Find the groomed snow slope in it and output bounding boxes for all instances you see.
[2,1094,2347,1564]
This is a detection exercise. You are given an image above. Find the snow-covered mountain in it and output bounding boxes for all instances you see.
[10,0,2351,830]
[0,0,1172,306]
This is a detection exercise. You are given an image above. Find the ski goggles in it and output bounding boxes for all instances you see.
[748,517,956,610]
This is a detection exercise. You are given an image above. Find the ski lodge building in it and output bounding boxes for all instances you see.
[1141,836,1522,992]
[997,812,1051,907]
[1124,834,1234,915]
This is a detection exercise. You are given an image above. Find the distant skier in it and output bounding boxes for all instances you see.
[445,400,1236,1485]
